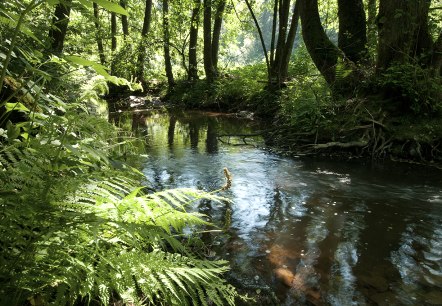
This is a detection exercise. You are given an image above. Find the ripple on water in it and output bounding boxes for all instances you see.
[135,111,442,305]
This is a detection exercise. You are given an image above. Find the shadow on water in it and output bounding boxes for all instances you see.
[112,109,442,306]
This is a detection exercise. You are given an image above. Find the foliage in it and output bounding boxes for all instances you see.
[0,107,239,305]
[167,63,268,111]
[278,45,333,128]
[379,63,442,115]
[1,3,239,304]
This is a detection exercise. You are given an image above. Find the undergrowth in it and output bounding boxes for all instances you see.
[0,101,240,305]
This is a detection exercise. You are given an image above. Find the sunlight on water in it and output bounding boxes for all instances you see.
[116,110,442,305]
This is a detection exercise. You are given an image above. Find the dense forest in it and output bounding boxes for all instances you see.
[0,0,441,305]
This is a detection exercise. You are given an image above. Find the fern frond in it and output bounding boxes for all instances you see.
[1,111,238,306]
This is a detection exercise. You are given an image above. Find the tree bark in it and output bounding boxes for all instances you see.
[49,0,72,55]
[93,2,106,65]
[203,0,214,82]
[280,0,300,81]
[377,0,432,70]
[110,11,117,74]
[299,0,339,84]
[120,0,129,39]
[111,12,117,52]
[337,0,367,63]
[272,0,291,83]
[367,0,377,58]
[270,0,278,68]
[188,0,201,81]
[163,0,174,87]
[211,0,226,74]
[136,0,153,81]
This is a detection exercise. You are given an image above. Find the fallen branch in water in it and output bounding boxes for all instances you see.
[217,132,264,145]
[309,140,368,149]
[217,132,263,137]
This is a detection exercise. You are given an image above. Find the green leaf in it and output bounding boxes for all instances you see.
[5,102,30,113]
[64,55,111,77]
[78,0,128,15]
[95,0,128,15]
[6,121,20,141]
[45,0,61,5]
[0,16,42,44]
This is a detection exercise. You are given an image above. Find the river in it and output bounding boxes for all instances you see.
[112,109,442,305]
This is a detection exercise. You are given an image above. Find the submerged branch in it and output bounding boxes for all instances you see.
[309,140,368,149]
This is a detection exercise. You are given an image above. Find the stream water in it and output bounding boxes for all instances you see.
[112,109,442,305]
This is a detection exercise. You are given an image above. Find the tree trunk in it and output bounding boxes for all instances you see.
[163,0,174,87]
[377,0,432,70]
[203,0,214,82]
[188,0,201,81]
[136,0,153,81]
[280,0,300,81]
[111,12,117,51]
[367,0,377,59]
[120,0,129,39]
[272,0,291,83]
[49,0,72,55]
[337,0,367,63]
[244,0,270,80]
[299,0,339,84]
[270,0,278,68]
[110,12,117,74]
[93,2,106,65]
[211,0,226,74]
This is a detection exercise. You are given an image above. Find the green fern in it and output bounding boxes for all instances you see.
[0,111,239,306]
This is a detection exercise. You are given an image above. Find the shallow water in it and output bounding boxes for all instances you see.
[114,109,442,305]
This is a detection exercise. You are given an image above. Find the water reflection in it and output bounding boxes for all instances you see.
[116,110,442,305]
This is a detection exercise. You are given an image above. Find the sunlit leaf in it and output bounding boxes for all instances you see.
[5,102,30,113]
[45,0,61,5]
[64,55,111,77]
[77,0,128,15]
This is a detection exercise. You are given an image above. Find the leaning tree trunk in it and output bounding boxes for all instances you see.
[377,0,432,70]
[244,0,270,81]
[93,2,106,65]
[337,0,367,63]
[163,0,174,87]
[188,0,201,81]
[136,0,153,81]
[299,0,339,84]
[211,0,226,75]
[49,0,72,54]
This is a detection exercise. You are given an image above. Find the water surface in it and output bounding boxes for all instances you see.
[115,109,442,305]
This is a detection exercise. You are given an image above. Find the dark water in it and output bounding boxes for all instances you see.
[113,109,442,305]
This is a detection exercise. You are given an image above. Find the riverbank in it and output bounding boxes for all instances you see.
[160,75,442,168]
